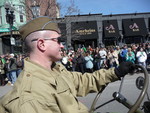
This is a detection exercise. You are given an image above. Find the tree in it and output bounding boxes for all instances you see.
[57,0,80,17]
[57,0,81,41]
[20,0,58,20]
[19,0,80,20]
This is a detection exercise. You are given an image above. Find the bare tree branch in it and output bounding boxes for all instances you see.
[58,0,80,17]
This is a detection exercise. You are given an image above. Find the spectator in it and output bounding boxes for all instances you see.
[0,58,5,86]
[131,44,138,64]
[107,48,119,68]
[120,45,128,62]
[136,47,147,68]
[145,44,150,68]
[93,47,100,70]
[76,53,85,73]
[0,55,6,64]
[70,53,77,71]
[61,51,71,70]
[125,48,135,63]
[5,54,17,86]
[98,47,107,69]
[82,45,87,52]
[84,51,94,73]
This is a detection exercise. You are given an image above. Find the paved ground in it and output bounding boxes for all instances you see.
[0,85,12,98]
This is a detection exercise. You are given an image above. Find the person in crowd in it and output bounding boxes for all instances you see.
[136,47,147,68]
[0,16,135,113]
[93,47,100,70]
[82,45,87,52]
[77,47,84,54]
[0,55,6,64]
[67,49,74,57]
[131,44,137,54]
[0,54,7,82]
[67,53,74,71]
[0,58,5,86]
[61,50,70,70]
[3,54,10,84]
[5,54,17,86]
[120,45,128,62]
[107,48,119,68]
[87,45,93,52]
[84,51,94,73]
[115,46,121,55]
[131,44,138,64]
[145,44,150,68]
[76,52,85,74]
[115,46,121,63]
[67,44,74,52]
[125,48,135,63]
[70,52,77,71]
[98,47,107,69]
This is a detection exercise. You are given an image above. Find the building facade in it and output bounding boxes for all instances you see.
[59,12,150,50]
[0,0,26,54]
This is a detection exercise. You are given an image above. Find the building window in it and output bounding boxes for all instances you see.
[19,5,24,22]
[31,5,40,18]
[19,5,24,14]
[20,15,23,22]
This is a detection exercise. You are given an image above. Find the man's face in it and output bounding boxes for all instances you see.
[43,31,64,62]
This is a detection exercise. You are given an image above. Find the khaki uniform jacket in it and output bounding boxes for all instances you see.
[0,58,119,113]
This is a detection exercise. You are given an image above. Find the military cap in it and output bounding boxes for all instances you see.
[19,16,59,40]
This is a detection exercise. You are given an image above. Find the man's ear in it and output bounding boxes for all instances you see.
[37,39,46,51]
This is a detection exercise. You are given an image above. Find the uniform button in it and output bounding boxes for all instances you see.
[26,74,30,77]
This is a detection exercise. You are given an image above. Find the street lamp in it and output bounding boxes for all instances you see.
[4,2,15,53]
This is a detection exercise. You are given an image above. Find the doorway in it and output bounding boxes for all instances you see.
[72,39,97,51]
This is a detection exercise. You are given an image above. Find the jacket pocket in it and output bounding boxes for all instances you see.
[55,76,70,94]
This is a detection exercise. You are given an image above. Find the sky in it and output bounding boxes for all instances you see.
[57,0,150,16]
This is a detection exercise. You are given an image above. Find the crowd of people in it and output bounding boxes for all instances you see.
[0,42,150,86]
[0,53,25,86]
[61,43,150,73]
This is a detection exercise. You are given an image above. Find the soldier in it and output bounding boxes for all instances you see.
[0,16,135,113]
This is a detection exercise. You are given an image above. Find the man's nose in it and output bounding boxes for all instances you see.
[60,43,64,49]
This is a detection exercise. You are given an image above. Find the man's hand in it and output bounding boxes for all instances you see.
[115,61,135,78]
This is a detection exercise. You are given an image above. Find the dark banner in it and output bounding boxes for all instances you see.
[103,20,120,38]
[122,18,147,37]
[71,21,98,40]
[58,23,67,39]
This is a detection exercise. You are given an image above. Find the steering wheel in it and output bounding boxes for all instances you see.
[89,64,149,113]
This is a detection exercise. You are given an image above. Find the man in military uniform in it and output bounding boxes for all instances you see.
[0,16,134,113]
